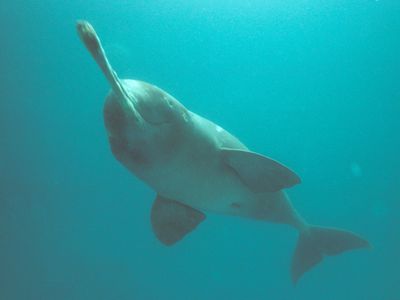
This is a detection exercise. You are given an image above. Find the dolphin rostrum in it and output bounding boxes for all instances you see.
[76,20,369,283]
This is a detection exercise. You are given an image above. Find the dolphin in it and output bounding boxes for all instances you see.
[76,20,370,283]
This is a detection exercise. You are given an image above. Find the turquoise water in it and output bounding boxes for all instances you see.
[1,1,399,299]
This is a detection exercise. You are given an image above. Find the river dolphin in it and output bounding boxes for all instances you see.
[76,20,369,283]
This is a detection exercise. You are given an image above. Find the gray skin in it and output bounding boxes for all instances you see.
[76,21,369,284]
[105,79,304,228]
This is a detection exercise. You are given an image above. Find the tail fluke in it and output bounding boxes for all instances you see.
[291,226,370,284]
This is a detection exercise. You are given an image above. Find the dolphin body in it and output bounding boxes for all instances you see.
[76,21,369,283]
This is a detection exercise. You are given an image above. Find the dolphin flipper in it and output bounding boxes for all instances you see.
[221,148,301,193]
[151,195,205,246]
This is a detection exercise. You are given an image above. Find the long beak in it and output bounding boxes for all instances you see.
[76,20,131,103]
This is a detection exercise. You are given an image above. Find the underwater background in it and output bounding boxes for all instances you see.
[1,1,399,299]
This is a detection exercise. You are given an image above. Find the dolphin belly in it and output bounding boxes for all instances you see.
[132,112,259,214]
[138,139,276,219]
[149,154,259,215]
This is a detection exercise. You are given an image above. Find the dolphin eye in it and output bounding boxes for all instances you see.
[129,148,149,165]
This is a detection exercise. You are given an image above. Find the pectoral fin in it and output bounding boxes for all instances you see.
[221,148,301,193]
[151,195,206,246]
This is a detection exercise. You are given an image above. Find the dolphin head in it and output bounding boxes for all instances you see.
[77,20,189,171]
[103,80,190,169]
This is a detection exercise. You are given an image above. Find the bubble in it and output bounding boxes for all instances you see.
[371,201,389,219]
[350,162,363,177]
